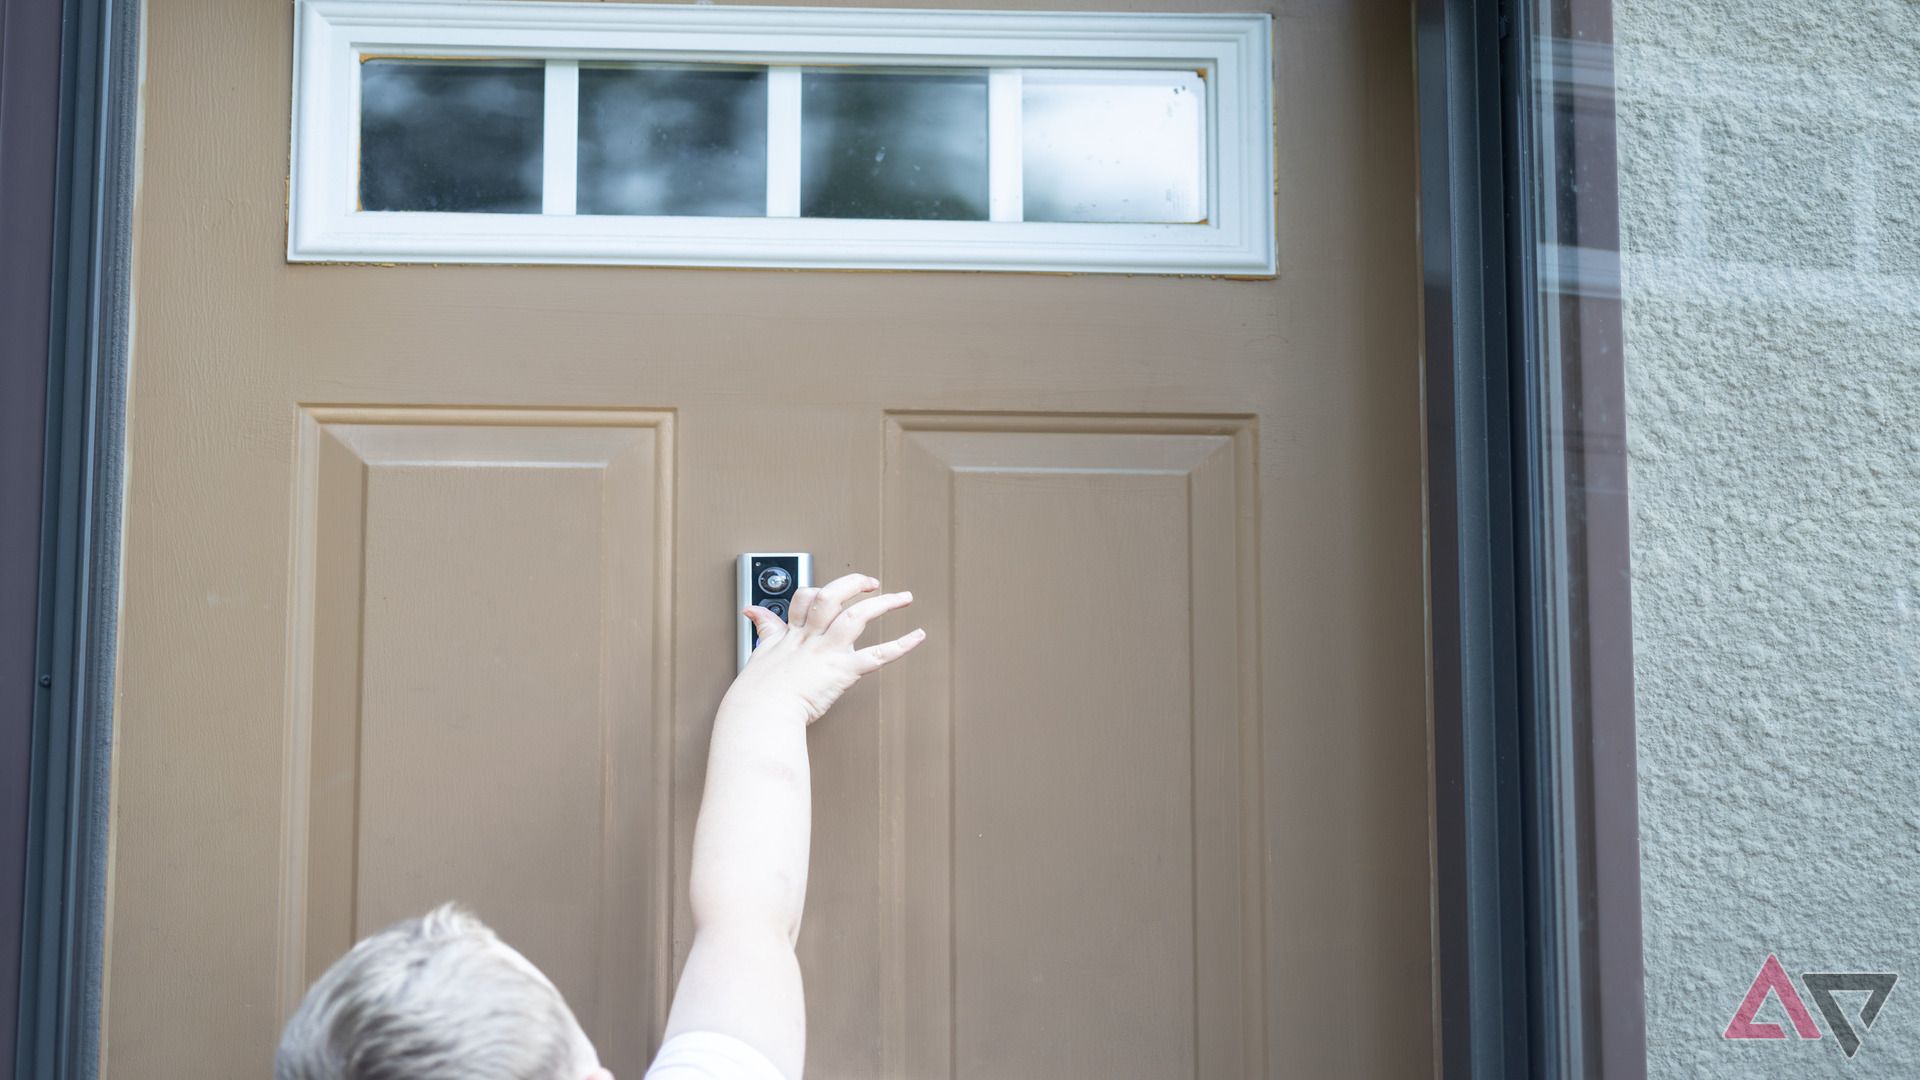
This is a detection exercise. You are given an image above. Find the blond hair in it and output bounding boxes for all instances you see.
[275,904,593,1080]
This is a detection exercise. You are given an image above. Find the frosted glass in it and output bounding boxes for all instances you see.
[578,66,768,217]
[359,60,544,213]
[1022,71,1205,224]
[801,71,988,220]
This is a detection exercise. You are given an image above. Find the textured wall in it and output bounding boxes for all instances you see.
[1615,0,1920,1075]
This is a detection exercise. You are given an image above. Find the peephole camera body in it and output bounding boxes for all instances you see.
[737,552,812,670]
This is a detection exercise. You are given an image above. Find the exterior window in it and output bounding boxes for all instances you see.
[291,1,1274,273]
[575,65,769,219]
[1021,70,1206,225]
[359,61,546,214]
[799,70,991,222]
[1514,0,1920,1073]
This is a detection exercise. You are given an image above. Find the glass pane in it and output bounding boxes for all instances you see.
[1022,70,1205,224]
[1520,0,1920,1068]
[801,70,988,220]
[577,65,768,217]
[360,60,544,213]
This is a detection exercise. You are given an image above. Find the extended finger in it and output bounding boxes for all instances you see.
[803,573,879,636]
[824,590,914,647]
[852,628,927,675]
[743,605,788,649]
[785,586,819,633]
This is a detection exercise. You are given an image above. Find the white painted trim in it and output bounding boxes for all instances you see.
[542,60,578,215]
[987,68,1023,224]
[289,0,1275,275]
[766,66,802,218]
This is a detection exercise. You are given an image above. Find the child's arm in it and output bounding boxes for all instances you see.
[657,573,924,1080]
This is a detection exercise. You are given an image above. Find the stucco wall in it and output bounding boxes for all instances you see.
[1615,0,1920,1075]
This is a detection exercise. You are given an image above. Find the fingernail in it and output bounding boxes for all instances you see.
[867,576,879,588]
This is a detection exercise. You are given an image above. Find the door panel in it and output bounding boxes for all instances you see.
[287,409,672,1070]
[107,1,1430,1077]
[883,418,1260,1079]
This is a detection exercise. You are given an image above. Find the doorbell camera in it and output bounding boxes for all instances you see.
[738,552,812,670]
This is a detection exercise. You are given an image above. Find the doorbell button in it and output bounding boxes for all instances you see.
[738,552,812,671]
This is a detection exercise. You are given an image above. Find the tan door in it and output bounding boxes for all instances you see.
[105,1,1431,1076]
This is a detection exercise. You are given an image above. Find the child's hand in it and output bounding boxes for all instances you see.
[731,572,925,724]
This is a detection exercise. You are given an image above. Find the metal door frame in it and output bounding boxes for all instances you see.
[1417,0,1646,1075]
[0,0,69,1067]
[9,0,140,1074]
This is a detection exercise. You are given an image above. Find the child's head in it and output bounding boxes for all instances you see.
[276,904,612,1080]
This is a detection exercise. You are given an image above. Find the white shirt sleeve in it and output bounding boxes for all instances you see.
[642,1031,790,1080]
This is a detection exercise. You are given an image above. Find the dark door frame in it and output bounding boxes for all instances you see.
[1,0,68,1069]
[8,0,140,1074]
[1417,0,1645,1076]
[8,0,1645,1075]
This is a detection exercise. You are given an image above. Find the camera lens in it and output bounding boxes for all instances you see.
[757,566,793,595]
[762,598,789,620]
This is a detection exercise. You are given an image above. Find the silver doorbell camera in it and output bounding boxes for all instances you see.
[738,552,812,670]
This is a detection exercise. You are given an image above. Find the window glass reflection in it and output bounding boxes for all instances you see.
[1022,70,1205,224]
[578,65,768,217]
[360,60,544,213]
[801,70,988,220]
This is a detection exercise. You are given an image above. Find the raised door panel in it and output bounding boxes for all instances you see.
[881,415,1261,1079]
[282,407,674,1074]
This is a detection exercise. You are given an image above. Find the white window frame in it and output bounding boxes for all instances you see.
[290,0,1275,275]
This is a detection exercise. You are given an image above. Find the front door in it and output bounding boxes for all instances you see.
[105,1,1432,1076]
